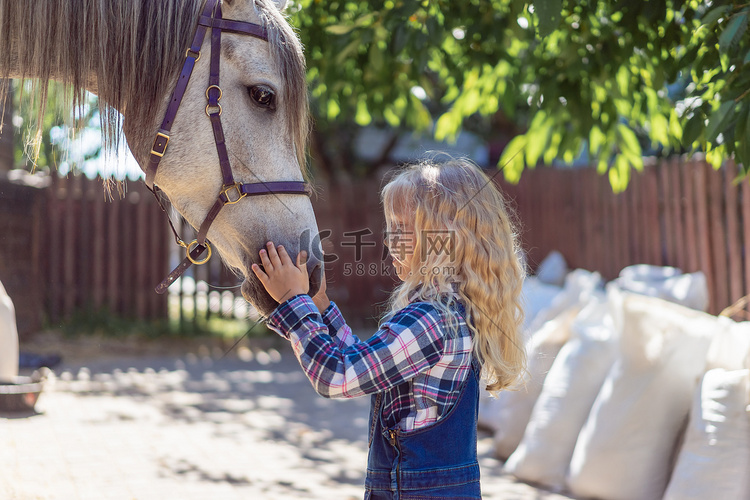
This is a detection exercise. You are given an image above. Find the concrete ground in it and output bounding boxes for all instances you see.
[1,337,575,500]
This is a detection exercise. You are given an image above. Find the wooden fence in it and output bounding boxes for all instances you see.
[3,156,749,337]
[0,178,45,336]
[498,157,748,316]
[43,173,170,325]
[40,172,398,330]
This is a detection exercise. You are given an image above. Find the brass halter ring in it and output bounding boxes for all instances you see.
[205,103,223,116]
[205,85,223,116]
[185,239,212,265]
[205,85,223,100]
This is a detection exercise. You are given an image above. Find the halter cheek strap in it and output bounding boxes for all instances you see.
[146,0,310,295]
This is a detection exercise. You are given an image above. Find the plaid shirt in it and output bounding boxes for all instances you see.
[266,294,474,431]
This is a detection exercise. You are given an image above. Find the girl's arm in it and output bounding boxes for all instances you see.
[317,300,361,348]
[308,259,358,347]
[252,241,446,398]
[267,294,445,399]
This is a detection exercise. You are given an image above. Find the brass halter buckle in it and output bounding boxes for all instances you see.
[185,48,201,62]
[150,132,170,157]
[221,183,246,204]
[183,239,212,265]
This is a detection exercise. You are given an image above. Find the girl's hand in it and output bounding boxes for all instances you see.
[251,241,309,304]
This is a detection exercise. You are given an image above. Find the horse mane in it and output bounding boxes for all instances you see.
[0,0,309,177]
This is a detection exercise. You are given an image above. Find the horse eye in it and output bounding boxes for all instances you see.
[249,85,276,109]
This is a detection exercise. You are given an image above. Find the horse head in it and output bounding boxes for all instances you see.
[123,0,321,315]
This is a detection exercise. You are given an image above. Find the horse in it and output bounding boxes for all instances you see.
[0,0,322,316]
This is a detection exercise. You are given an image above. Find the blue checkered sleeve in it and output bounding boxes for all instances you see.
[266,294,446,399]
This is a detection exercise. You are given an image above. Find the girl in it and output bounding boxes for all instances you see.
[251,158,526,499]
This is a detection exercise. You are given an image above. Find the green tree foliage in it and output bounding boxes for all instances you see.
[291,0,750,191]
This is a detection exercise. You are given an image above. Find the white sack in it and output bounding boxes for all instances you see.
[0,280,20,382]
[706,320,750,371]
[520,277,562,333]
[504,292,617,491]
[567,293,716,500]
[613,264,709,312]
[487,309,577,459]
[618,264,682,281]
[663,368,750,500]
[535,250,568,287]
[526,269,602,333]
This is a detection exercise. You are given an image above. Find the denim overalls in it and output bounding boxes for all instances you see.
[364,360,481,499]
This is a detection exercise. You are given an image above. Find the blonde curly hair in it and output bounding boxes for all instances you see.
[381,157,526,393]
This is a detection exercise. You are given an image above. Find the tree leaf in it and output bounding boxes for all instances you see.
[649,113,670,147]
[706,144,726,169]
[669,110,683,145]
[355,99,372,126]
[499,135,528,183]
[534,0,563,38]
[706,100,736,143]
[326,24,357,35]
[327,99,341,120]
[719,11,748,54]
[682,112,704,148]
[524,111,552,166]
[589,125,606,158]
[617,123,642,161]
[737,132,750,172]
[735,103,750,140]
[609,154,631,193]
[701,5,732,27]
[543,130,563,164]
[597,155,609,175]
[435,111,460,142]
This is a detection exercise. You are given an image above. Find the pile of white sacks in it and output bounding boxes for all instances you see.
[480,252,750,500]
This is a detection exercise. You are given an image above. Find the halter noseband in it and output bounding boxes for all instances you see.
[146,0,310,294]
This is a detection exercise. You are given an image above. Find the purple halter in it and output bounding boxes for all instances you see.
[146,0,310,294]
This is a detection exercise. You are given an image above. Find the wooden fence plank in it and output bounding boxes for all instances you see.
[725,160,743,307]
[682,160,699,272]
[107,189,120,314]
[62,175,77,317]
[601,179,612,279]
[669,158,686,271]
[709,163,729,313]
[659,163,676,268]
[581,170,596,269]
[743,179,750,316]
[135,188,149,318]
[92,180,105,310]
[613,189,627,279]
[694,162,715,313]
[627,170,642,264]
[645,166,662,266]
[46,174,61,323]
